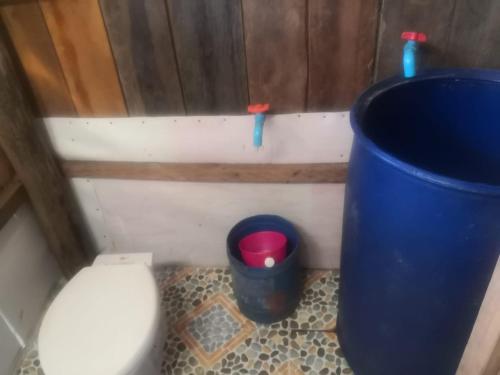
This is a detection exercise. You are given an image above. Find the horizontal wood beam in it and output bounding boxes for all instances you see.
[62,161,348,183]
[0,176,27,229]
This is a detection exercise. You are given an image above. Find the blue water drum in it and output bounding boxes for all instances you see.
[338,69,500,375]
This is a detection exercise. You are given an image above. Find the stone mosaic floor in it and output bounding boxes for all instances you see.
[16,267,351,375]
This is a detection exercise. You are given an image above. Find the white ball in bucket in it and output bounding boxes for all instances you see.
[264,257,275,268]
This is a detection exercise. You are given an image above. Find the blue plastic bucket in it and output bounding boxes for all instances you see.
[227,215,301,323]
[339,69,500,375]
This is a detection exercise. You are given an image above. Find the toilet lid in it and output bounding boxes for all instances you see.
[39,264,159,375]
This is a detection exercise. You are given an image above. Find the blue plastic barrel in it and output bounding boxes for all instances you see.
[227,215,301,323]
[338,69,500,375]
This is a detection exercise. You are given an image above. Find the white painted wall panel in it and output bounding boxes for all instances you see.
[44,112,352,163]
[72,179,345,268]
[0,204,62,344]
[46,113,351,268]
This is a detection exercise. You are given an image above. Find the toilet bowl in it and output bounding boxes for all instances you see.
[38,253,164,375]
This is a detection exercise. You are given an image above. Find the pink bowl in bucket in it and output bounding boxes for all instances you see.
[238,231,287,268]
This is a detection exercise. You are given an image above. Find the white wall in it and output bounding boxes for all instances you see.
[44,112,352,164]
[72,179,345,268]
[45,113,352,268]
[0,204,62,373]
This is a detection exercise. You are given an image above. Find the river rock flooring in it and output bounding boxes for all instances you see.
[16,267,352,374]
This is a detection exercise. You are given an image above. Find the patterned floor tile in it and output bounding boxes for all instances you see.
[288,330,351,375]
[175,293,255,366]
[16,266,351,375]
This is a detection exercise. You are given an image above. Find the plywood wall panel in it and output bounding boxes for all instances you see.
[243,0,307,113]
[43,113,352,164]
[166,0,248,114]
[1,2,75,116]
[39,0,127,116]
[100,0,184,115]
[72,178,345,268]
[375,0,456,81]
[308,0,379,110]
[446,0,500,69]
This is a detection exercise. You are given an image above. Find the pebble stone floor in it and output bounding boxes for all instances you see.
[16,267,352,375]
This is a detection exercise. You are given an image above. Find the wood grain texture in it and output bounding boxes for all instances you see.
[458,257,500,375]
[99,0,184,115]
[0,29,88,276]
[308,0,379,110]
[446,0,500,69]
[63,161,348,183]
[484,337,500,375]
[375,0,456,80]
[39,0,126,116]
[0,147,14,191]
[166,0,248,114]
[1,1,75,115]
[0,177,27,230]
[243,0,307,112]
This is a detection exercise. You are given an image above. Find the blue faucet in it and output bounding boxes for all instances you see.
[248,103,270,148]
[401,31,427,78]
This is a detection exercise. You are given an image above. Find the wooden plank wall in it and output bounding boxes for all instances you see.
[1,0,500,116]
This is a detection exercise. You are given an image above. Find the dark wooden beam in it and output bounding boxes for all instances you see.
[0,27,88,277]
[62,161,348,184]
[0,177,27,229]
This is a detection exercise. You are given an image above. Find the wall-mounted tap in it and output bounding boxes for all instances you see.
[248,103,270,148]
[401,31,427,78]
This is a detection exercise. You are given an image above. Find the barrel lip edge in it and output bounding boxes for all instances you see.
[351,68,500,197]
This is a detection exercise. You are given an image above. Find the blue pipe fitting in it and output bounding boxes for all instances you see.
[403,40,418,78]
[253,113,265,148]
[248,103,270,148]
[401,31,427,79]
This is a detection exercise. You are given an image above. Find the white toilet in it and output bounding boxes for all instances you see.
[38,253,164,375]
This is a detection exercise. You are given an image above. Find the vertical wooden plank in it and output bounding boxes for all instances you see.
[243,0,307,113]
[0,27,88,276]
[458,257,500,375]
[166,0,248,114]
[375,0,456,81]
[99,0,184,115]
[308,0,379,110]
[0,147,14,191]
[1,2,75,116]
[39,0,127,116]
[446,0,500,68]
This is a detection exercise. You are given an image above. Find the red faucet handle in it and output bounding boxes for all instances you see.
[401,31,427,43]
[248,103,270,114]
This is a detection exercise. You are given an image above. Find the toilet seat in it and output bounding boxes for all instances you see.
[39,264,160,375]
